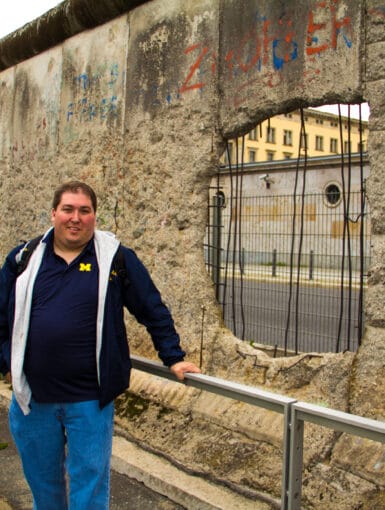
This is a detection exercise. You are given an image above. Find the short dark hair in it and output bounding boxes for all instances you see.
[52,181,97,212]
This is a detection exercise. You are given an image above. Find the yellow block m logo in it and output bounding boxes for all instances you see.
[79,263,92,272]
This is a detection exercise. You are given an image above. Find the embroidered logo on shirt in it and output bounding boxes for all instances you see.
[79,263,92,272]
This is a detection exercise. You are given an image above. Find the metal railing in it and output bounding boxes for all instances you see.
[131,355,385,510]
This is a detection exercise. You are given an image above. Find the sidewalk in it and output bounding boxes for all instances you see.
[0,381,271,510]
[229,263,364,289]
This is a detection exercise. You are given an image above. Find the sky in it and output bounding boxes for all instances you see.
[0,1,370,121]
[0,1,62,39]
[313,103,370,121]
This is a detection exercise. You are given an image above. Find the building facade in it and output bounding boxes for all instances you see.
[224,107,368,165]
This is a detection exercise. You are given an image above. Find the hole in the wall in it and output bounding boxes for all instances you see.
[205,103,370,356]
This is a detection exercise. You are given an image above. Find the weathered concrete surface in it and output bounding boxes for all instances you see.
[0,0,384,507]
[112,435,273,509]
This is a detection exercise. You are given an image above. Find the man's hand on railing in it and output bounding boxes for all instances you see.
[169,361,201,381]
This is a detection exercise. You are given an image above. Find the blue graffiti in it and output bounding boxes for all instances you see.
[100,96,118,120]
[107,64,119,87]
[74,64,120,91]
[74,73,91,90]
[66,96,118,123]
[338,30,353,49]
[66,63,121,123]
[67,103,74,122]
[254,9,267,23]
[272,39,298,71]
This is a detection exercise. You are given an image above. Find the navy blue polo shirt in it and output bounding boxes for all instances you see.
[23,236,100,403]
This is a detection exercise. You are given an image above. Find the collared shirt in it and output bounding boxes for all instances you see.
[23,235,100,403]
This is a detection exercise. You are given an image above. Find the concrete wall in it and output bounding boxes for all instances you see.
[1,0,384,507]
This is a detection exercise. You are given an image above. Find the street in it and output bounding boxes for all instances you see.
[220,277,362,352]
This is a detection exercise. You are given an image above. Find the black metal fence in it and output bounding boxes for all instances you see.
[205,191,370,354]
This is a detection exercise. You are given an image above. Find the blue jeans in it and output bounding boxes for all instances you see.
[9,396,114,510]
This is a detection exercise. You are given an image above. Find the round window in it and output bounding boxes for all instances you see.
[324,183,341,206]
[215,190,226,208]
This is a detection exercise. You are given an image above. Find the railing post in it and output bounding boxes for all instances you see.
[309,250,314,280]
[287,407,304,510]
[281,404,293,510]
[240,247,245,275]
[272,249,277,277]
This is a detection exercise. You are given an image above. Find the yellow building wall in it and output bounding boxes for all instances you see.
[225,108,368,164]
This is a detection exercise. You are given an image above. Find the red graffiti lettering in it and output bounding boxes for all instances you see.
[284,31,296,63]
[178,0,354,102]
[331,5,352,49]
[179,44,209,93]
[306,3,328,55]
[307,0,353,55]
[262,20,273,66]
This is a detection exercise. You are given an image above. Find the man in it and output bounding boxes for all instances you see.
[0,181,200,509]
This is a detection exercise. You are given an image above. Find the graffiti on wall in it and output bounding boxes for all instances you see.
[137,0,353,107]
[8,61,124,157]
[178,0,353,106]
[124,1,357,109]
[2,0,367,157]
[63,62,123,144]
[66,95,118,123]
[66,63,120,123]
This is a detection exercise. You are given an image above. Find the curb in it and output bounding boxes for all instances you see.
[111,435,271,509]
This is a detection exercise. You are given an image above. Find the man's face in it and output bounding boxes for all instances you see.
[51,191,96,250]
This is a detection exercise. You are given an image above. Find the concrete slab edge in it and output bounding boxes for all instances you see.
[111,435,271,510]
